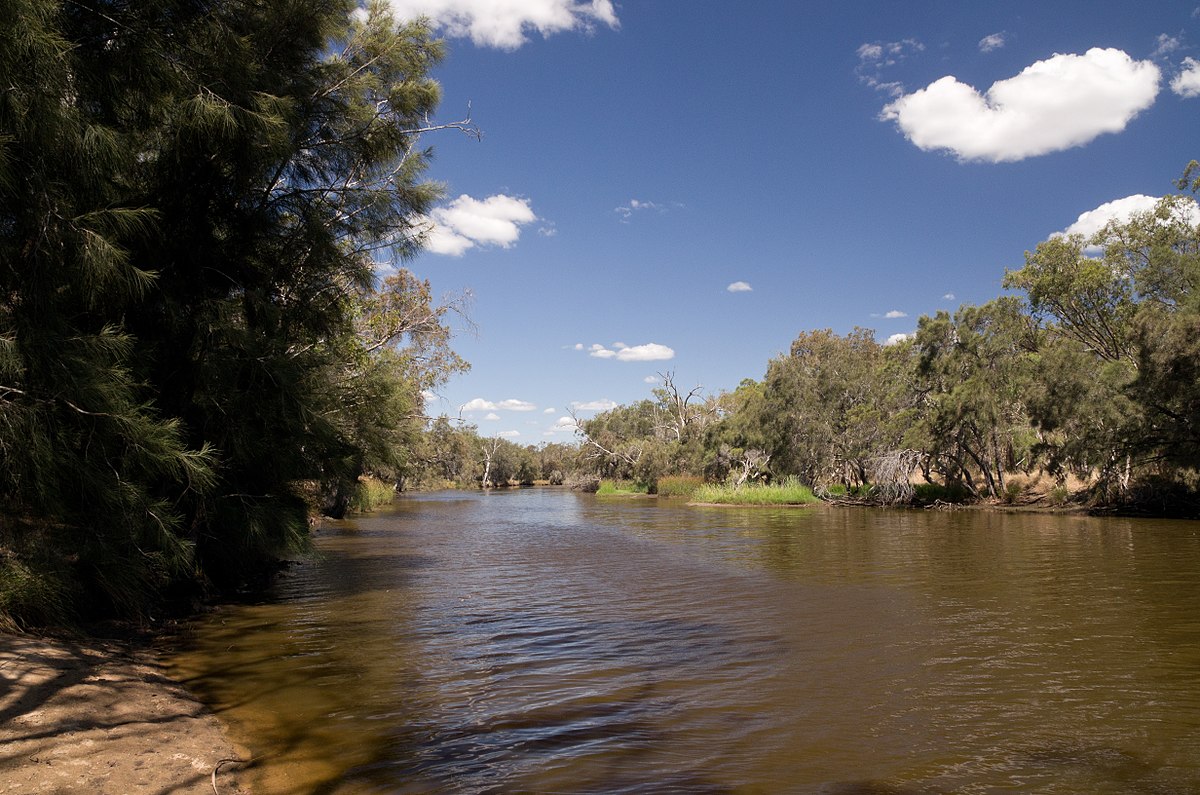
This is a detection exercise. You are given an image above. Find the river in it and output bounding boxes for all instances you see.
[170,488,1200,794]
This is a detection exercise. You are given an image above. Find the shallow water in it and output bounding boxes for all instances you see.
[171,489,1200,794]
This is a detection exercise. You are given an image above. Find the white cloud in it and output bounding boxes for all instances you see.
[551,416,579,432]
[1154,34,1183,58]
[978,33,1006,53]
[573,343,584,350]
[571,399,617,411]
[460,397,537,413]
[885,333,912,346]
[581,341,675,362]
[543,407,556,414]
[855,38,925,96]
[497,430,521,438]
[1059,194,1163,240]
[727,281,753,292]
[643,375,659,384]
[885,309,908,319]
[496,399,537,412]
[881,48,1161,162]
[1172,56,1200,97]
[483,412,501,421]
[386,0,618,50]
[943,293,956,301]
[419,194,537,256]
[615,198,672,221]
[460,397,496,412]
[1055,195,1200,252]
[421,389,438,403]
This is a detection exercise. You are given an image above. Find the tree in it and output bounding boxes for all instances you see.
[759,328,895,487]
[0,0,469,622]
[908,299,1039,498]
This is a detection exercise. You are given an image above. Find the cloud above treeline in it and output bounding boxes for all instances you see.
[419,194,537,256]
[460,397,538,412]
[571,399,617,411]
[384,0,618,50]
[576,342,675,361]
[881,48,1160,162]
[1054,194,1200,246]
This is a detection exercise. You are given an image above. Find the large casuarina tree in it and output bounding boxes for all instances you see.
[0,0,462,624]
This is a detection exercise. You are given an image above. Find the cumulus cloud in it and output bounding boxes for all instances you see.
[885,333,912,346]
[978,33,1006,53]
[881,48,1161,162]
[1059,194,1163,240]
[885,309,908,319]
[571,399,617,411]
[855,38,924,96]
[497,430,521,438]
[459,397,537,413]
[496,399,537,411]
[943,293,956,301]
[643,375,659,384]
[585,342,675,362]
[385,0,618,50]
[1055,195,1200,252]
[419,194,537,256]
[543,407,556,414]
[1172,56,1200,97]
[726,281,753,292]
[551,416,579,432]
[484,412,500,421]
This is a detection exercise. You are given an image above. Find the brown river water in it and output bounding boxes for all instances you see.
[169,488,1200,794]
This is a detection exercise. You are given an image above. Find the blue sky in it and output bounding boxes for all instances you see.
[382,1,1200,442]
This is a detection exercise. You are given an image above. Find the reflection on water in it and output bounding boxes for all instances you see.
[170,489,1200,794]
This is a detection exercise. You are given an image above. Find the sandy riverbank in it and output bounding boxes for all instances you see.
[0,632,248,795]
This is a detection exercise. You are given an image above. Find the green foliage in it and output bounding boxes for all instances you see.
[691,477,819,506]
[0,0,467,625]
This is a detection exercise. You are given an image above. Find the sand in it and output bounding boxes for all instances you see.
[0,632,249,795]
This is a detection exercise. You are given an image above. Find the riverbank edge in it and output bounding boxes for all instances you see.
[0,630,250,795]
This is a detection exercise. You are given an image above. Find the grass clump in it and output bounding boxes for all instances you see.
[691,477,819,506]
[656,475,704,498]
[349,476,396,513]
[596,479,650,495]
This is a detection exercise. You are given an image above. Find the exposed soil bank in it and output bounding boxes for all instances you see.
[0,632,248,795]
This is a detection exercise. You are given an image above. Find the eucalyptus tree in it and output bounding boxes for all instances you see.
[759,328,893,487]
[908,299,1039,499]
